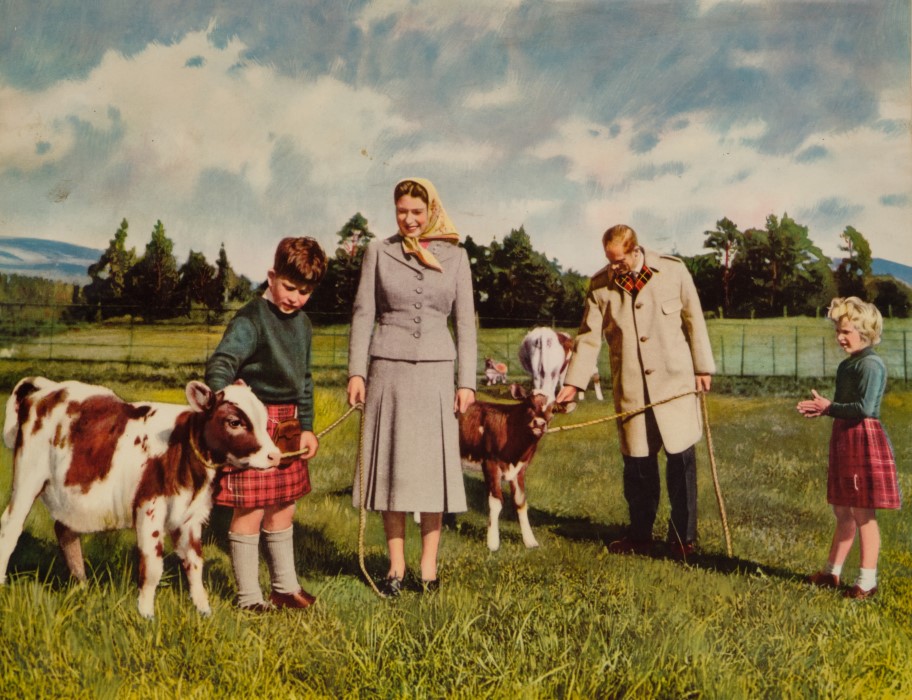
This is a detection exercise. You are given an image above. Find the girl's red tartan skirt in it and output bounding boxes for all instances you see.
[828,417,900,510]
[212,404,311,509]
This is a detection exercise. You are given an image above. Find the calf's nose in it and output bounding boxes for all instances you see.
[267,449,282,468]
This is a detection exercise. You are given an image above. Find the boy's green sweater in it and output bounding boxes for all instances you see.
[205,296,315,431]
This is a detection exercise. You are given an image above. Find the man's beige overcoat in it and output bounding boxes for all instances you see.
[563,249,715,457]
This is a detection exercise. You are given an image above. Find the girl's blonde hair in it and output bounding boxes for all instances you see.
[827,296,883,346]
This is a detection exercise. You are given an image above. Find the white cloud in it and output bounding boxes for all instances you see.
[356,0,522,34]
[464,72,523,109]
[0,27,412,192]
[529,107,912,271]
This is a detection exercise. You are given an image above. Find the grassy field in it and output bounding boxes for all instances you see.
[0,371,910,698]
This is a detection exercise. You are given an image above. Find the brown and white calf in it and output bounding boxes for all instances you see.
[459,384,575,551]
[1,377,280,618]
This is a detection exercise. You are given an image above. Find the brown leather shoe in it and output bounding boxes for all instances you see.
[270,589,317,609]
[806,571,840,589]
[667,541,696,560]
[843,584,877,600]
[607,537,653,555]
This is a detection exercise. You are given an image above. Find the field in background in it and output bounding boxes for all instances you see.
[2,305,912,383]
[0,379,910,696]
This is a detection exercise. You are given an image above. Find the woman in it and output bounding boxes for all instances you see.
[347,178,476,596]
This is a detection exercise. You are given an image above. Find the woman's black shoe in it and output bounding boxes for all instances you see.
[377,576,403,598]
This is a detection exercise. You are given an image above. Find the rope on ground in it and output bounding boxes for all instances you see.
[278,401,383,597]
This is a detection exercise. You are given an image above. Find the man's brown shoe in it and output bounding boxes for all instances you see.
[270,589,317,609]
[843,585,877,600]
[805,571,840,589]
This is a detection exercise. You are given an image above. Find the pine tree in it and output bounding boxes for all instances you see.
[83,218,138,318]
[127,220,180,320]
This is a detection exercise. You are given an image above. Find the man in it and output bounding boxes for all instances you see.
[556,224,715,558]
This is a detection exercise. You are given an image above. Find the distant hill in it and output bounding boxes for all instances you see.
[871,258,912,287]
[0,237,101,284]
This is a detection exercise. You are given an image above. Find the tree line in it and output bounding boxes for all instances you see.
[2,212,909,324]
[690,214,910,318]
[77,219,254,321]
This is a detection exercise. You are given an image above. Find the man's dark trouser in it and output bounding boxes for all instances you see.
[622,445,697,544]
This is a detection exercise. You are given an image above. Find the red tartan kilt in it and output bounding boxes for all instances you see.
[212,404,311,509]
[827,418,900,510]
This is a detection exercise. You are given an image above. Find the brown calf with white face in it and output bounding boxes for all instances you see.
[0,377,280,618]
[459,384,575,551]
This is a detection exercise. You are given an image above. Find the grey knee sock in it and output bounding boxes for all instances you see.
[228,531,265,607]
[263,526,300,595]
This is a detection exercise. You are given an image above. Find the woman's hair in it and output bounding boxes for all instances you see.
[272,237,327,289]
[602,224,639,252]
[827,296,883,346]
[394,180,429,205]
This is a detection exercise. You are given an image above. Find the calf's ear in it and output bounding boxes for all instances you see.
[186,381,215,412]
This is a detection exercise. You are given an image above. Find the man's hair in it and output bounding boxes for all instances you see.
[272,237,327,289]
[394,179,429,204]
[602,224,639,252]
[827,296,883,346]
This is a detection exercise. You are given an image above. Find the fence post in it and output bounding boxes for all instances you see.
[772,336,776,375]
[127,315,135,368]
[720,334,726,375]
[794,326,798,378]
[740,325,745,376]
[904,330,908,383]
[821,336,826,377]
[47,303,57,360]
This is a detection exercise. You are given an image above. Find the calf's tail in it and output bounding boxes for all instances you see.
[3,377,46,450]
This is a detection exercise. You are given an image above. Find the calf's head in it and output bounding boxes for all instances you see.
[186,381,281,469]
[509,383,577,437]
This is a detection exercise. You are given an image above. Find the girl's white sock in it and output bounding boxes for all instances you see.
[855,567,877,591]
[825,561,843,577]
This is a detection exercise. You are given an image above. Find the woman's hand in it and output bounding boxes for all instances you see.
[454,388,475,414]
[347,376,366,407]
[796,389,830,418]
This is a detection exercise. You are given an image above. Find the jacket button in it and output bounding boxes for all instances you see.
[414,302,422,309]
[416,287,423,294]
[644,369,654,375]
[413,331,421,339]
[635,302,643,309]
[414,316,421,323]
[417,272,424,281]
[640,336,648,342]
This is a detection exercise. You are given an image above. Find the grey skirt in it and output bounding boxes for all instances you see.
[352,358,467,513]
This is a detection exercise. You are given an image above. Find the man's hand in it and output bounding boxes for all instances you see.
[556,385,580,404]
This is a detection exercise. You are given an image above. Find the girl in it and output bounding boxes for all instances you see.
[797,296,901,599]
[347,178,476,596]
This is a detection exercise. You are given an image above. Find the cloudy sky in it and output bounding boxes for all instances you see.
[1,0,909,280]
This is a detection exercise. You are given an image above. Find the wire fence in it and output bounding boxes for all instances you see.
[1,302,910,382]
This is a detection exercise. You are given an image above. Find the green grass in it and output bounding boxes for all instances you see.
[1,382,911,698]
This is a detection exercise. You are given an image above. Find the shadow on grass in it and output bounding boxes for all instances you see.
[462,474,805,585]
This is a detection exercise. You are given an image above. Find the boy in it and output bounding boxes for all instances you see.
[206,237,327,611]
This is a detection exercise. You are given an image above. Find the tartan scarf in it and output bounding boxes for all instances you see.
[614,263,654,295]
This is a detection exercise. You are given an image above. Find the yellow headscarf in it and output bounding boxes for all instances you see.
[396,177,460,272]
